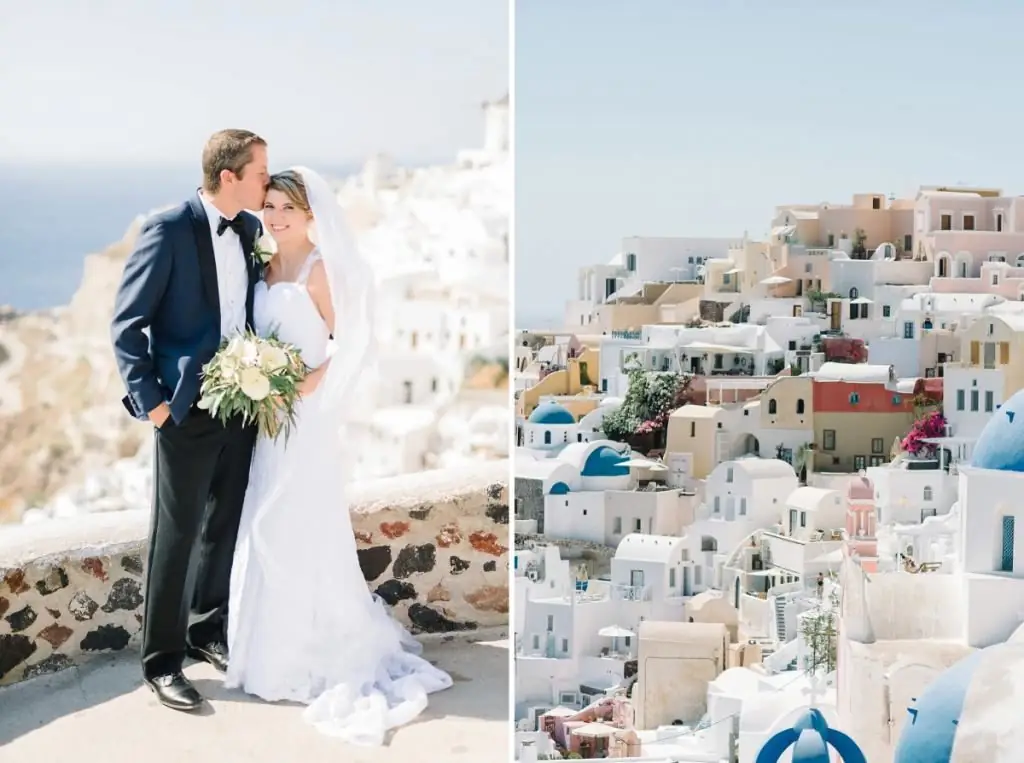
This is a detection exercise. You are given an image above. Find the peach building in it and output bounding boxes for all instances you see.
[772,192,916,256]
[593,282,705,332]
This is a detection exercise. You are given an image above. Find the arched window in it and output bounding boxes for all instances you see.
[796,399,805,414]
[768,399,777,415]
[849,287,859,300]
[923,486,933,501]
[543,431,552,445]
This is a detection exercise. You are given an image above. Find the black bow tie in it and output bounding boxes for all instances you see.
[217,215,246,238]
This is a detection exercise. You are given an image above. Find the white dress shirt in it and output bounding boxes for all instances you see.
[199,192,249,339]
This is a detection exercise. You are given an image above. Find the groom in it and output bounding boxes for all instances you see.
[110,129,268,711]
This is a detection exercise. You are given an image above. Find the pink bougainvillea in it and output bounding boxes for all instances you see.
[901,410,947,455]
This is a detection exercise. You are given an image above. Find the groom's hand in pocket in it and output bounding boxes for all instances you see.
[148,402,172,429]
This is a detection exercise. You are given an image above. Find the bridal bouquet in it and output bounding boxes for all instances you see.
[198,331,307,441]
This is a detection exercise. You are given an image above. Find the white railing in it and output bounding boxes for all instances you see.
[740,592,771,637]
[763,532,806,572]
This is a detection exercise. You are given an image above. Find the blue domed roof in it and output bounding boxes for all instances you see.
[755,708,866,763]
[528,401,576,425]
[971,389,1024,471]
[549,481,570,495]
[893,649,987,763]
[581,445,629,477]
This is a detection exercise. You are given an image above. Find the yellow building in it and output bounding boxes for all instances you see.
[955,314,1024,399]
[760,376,814,430]
[665,405,727,479]
[517,348,600,420]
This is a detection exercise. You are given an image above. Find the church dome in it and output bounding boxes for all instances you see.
[581,445,629,477]
[894,642,1024,762]
[970,389,1024,471]
[754,708,866,763]
[528,401,576,425]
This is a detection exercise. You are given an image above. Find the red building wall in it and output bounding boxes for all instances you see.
[812,381,916,414]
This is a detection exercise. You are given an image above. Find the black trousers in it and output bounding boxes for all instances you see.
[141,407,257,679]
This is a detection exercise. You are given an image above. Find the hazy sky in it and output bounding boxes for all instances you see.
[0,0,507,167]
[515,0,1024,325]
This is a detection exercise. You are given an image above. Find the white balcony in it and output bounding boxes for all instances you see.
[762,531,845,575]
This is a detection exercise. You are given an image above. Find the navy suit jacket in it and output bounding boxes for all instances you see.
[111,192,262,425]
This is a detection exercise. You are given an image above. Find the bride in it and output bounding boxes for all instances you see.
[225,166,452,745]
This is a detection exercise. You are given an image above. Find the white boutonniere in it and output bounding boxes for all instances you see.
[253,233,277,266]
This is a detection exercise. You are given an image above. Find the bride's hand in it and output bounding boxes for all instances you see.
[298,365,327,397]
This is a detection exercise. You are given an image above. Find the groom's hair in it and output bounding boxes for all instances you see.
[202,129,267,194]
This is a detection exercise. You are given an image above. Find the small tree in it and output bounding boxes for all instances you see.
[852,227,868,258]
[800,585,839,674]
[912,391,941,419]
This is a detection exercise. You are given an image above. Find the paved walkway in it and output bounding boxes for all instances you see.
[0,638,509,763]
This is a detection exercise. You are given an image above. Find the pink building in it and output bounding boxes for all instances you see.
[917,188,1024,296]
[845,476,877,571]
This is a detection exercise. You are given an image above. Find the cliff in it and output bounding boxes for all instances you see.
[0,218,152,523]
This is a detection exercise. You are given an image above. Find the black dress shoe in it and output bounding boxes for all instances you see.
[187,641,229,672]
[145,672,203,711]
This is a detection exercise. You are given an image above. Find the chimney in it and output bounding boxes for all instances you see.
[519,739,538,763]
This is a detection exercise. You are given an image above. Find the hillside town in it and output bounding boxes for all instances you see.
[0,95,510,526]
[513,189,1024,762]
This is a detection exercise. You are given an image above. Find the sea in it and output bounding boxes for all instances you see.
[0,162,359,311]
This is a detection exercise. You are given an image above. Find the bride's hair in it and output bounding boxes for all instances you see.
[267,170,312,217]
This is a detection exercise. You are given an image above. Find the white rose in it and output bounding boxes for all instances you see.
[240,340,260,366]
[238,367,271,401]
[256,233,277,262]
[259,345,289,372]
[224,336,246,360]
[220,358,238,380]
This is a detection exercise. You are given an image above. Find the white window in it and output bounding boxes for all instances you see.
[714,496,721,513]
[613,517,622,534]
[740,498,747,516]
[546,615,553,631]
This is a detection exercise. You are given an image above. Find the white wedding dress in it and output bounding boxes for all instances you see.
[226,250,452,746]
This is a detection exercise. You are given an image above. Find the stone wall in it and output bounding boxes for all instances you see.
[515,534,616,579]
[0,460,508,686]
[514,476,544,532]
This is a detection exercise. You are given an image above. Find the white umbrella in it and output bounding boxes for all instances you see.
[598,625,635,638]
[621,458,666,470]
[760,275,792,285]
